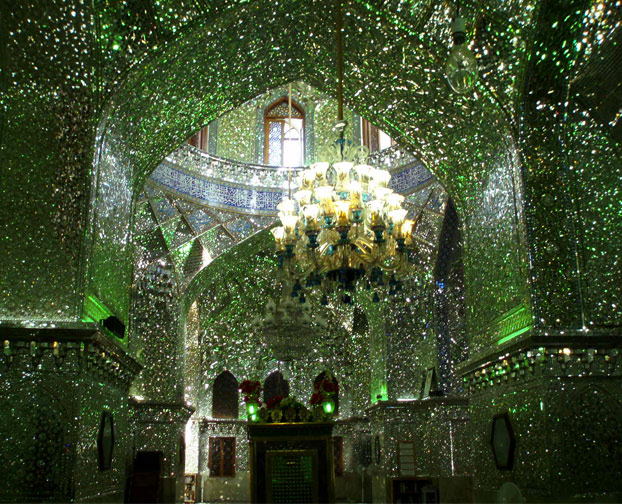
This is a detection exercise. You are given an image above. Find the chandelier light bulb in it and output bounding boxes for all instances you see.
[445,16,478,94]
[388,208,408,228]
[315,185,334,203]
[294,189,313,206]
[386,193,405,210]
[313,162,330,182]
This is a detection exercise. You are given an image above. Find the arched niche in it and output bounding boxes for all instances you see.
[264,371,290,404]
[212,371,239,419]
[90,1,530,356]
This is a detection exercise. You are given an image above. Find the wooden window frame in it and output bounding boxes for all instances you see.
[397,439,415,477]
[361,118,380,153]
[361,118,395,152]
[209,437,236,477]
[188,125,209,151]
[264,98,305,165]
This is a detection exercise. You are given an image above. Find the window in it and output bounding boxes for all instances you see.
[361,118,394,152]
[264,98,304,166]
[188,125,209,151]
[263,371,290,403]
[398,441,415,476]
[212,371,238,419]
[314,371,339,417]
[333,437,344,477]
[209,437,235,477]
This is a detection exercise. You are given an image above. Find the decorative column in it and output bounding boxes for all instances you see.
[0,324,141,503]
[129,399,194,503]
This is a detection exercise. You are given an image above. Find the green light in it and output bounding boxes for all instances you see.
[247,402,258,415]
[497,325,532,345]
[322,400,335,414]
[372,383,388,404]
[84,294,114,322]
[250,414,257,422]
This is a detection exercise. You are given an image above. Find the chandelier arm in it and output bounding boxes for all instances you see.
[382,253,412,273]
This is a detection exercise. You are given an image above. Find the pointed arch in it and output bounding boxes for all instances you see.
[212,371,239,419]
[263,371,290,403]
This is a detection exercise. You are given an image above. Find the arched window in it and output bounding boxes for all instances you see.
[314,371,340,417]
[263,371,290,403]
[264,98,304,166]
[360,118,395,152]
[188,124,209,151]
[212,371,239,419]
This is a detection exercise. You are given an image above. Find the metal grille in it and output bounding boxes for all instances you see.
[269,453,314,503]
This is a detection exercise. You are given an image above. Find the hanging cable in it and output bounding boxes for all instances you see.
[336,0,344,123]
[287,83,293,198]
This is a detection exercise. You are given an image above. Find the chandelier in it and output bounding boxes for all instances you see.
[271,143,419,304]
[253,292,327,361]
[269,2,421,304]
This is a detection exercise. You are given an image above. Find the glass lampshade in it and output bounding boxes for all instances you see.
[300,169,315,189]
[374,187,393,202]
[294,189,313,206]
[401,219,415,239]
[322,399,335,415]
[368,200,386,227]
[280,214,299,233]
[388,208,408,228]
[334,200,351,226]
[313,162,330,182]
[277,198,297,216]
[445,44,478,94]
[371,169,391,187]
[271,227,286,250]
[348,181,363,206]
[354,164,372,182]
[302,204,320,229]
[385,193,405,210]
[247,401,259,421]
[315,185,334,202]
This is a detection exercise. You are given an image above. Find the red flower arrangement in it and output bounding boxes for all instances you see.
[266,395,283,409]
[310,392,324,406]
[239,380,262,403]
[309,372,338,410]
[313,374,339,398]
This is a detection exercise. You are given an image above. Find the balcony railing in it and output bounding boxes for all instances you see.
[149,144,432,215]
